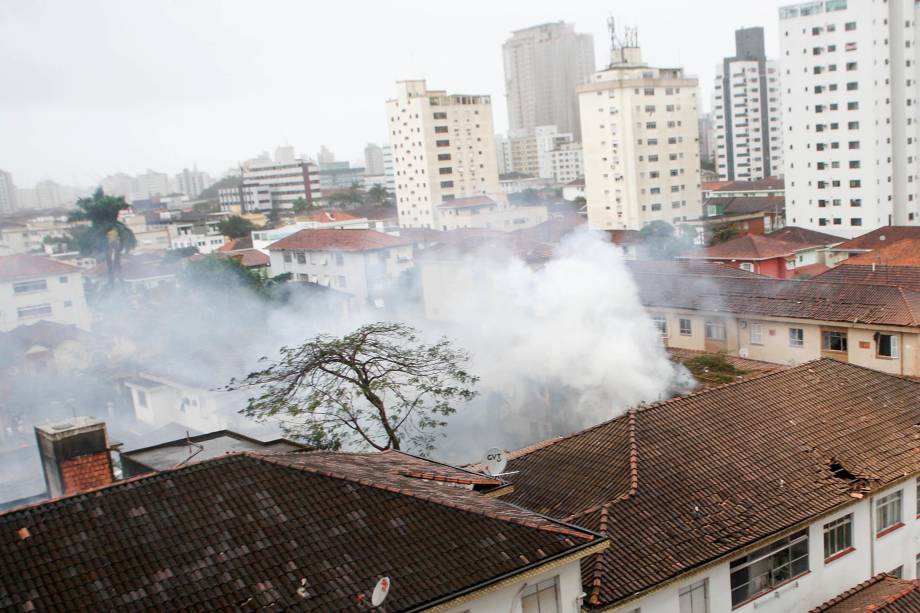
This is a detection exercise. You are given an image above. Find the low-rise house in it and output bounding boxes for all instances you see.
[826,226,920,266]
[0,321,92,375]
[0,435,606,611]
[437,195,549,232]
[562,177,585,202]
[680,227,841,278]
[120,211,171,252]
[495,359,920,612]
[251,210,371,251]
[154,210,227,254]
[705,176,785,199]
[634,264,920,375]
[0,255,90,332]
[0,215,72,255]
[689,195,786,244]
[267,228,413,305]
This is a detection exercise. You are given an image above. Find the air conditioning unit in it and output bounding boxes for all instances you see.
[739,347,750,359]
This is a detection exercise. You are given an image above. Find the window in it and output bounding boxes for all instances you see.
[876,491,903,534]
[705,320,727,342]
[17,304,52,319]
[521,578,559,613]
[13,279,47,293]
[739,262,754,272]
[823,514,853,559]
[435,140,450,147]
[434,125,448,133]
[750,323,764,345]
[822,330,848,353]
[789,328,804,348]
[679,579,709,613]
[679,318,692,336]
[652,316,668,338]
[437,153,451,161]
[335,254,344,266]
[136,390,148,408]
[877,333,899,358]
[297,253,306,264]
[730,529,808,607]
[433,112,447,119]
[283,252,292,263]
[58,276,68,284]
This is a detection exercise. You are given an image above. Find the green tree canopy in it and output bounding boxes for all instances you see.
[218,215,259,239]
[68,188,136,286]
[227,322,479,454]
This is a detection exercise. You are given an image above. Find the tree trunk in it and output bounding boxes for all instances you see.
[364,388,400,450]
[105,242,114,288]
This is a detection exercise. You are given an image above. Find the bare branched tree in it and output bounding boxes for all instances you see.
[227,322,478,454]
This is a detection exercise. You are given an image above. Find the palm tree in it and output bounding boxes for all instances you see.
[367,184,390,206]
[68,188,136,287]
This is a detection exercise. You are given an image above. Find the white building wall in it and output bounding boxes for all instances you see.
[0,269,90,332]
[579,49,702,230]
[442,560,585,613]
[386,80,501,229]
[780,0,920,236]
[608,478,920,613]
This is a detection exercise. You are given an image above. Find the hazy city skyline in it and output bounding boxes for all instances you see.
[2,0,786,187]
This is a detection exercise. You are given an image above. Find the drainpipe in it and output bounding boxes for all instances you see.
[869,494,876,577]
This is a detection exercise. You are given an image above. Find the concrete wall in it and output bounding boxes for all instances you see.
[443,559,584,613]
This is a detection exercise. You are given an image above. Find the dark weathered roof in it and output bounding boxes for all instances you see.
[631,268,920,327]
[769,226,844,245]
[714,196,785,216]
[0,451,601,612]
[812,574,920,612]
[843,238,920,267]
[684,234,812,261]
[500,360,920,608]
[437,195,498,209]
[625,259,766,278]
[713,176,784,192]
[814,265,920,293]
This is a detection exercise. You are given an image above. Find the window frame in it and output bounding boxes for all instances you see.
[729,529,809,607]
[749,323,764,345]
[789,328,804,348]
[877,333,899,359]
[821,330,848,353]
[678,578,709,613]
[876,490,903,534]
[521,577,560,613]
[679,318,692,336]
[823,514,853,560]
[704,320,727,342]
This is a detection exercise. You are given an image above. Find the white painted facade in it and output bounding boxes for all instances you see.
[126,374,247,434]
[251,217,371,252]
[386,80,501,229]
[780,0,920,237]
[437,202,549,232]
[269,243,413,305]
[579,47,703,230]
[606,477,920,613]
[0,170,16,214]
[241,157,319,211]
[0,265,90,332]
[550,142,584,184]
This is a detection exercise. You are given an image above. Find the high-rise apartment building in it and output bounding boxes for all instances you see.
[503,22,596,139]
[713,28,784,181]
[0,170,16,215]
[134,170,172,199]
[780,0,920,236]
[698,112,717,166]
[240,151,319,211]
[386,80,500,228]
[175,168,211,199]
[364,143,385,176]
[579,46,702,230]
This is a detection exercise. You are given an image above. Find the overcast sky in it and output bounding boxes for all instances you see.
[1,0,789,187]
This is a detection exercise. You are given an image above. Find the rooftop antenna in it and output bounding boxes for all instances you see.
[176,431,204,467]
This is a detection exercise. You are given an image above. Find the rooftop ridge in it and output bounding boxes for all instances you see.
[810,573,893,612]
[251,453,597,542]
[874,582,920,611]
[898,286,920,327]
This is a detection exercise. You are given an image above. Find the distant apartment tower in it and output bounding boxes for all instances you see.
[134,170,171,199]
[579,45,702,230]
[381,145,395,192]
[503,22,596,139]
[100,173,135,199]
[713,27,784,181]
[364,143,385,176]
[386,80,500,228]
[780,0,920,236]
[241,155,318,212]
[0,170,16,214]
[495,135,513,175]
[698,112,717,165]
[175,168,211,199]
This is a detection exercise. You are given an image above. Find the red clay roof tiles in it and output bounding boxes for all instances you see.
[0,255,80,281]
[812,574,920,612]
[501,359,920,609]
[815,265,920,293]
[267,228,409,252]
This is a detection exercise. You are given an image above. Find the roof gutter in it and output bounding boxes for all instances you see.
[407,529,609,613]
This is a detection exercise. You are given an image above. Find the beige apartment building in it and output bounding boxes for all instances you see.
[386,80,500,229]
[579,46,702,230]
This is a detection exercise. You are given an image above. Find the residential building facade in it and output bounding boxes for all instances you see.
[502,21,596,139]
[579,46,703,230]
[386,80,500,228]
[174,168,211,199]
[240,155,318,212]
[780,0,920,236]
[363,143,385,176]
[0,169,16,215]
[713,27,784,181]
[0,255,90,332]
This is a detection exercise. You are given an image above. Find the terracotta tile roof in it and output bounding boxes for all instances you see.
[0,451,602,611]
[831,226,920,252]
[812,574,920,612]
[769,226,844,245]
[218,237,253,252]
[702,181,732,191]
[513,215,586,244]
[0,254,80,281]
[815,265,920,293]
[500,359,920,608]
[223,248,270,268]
[792,262,831,278]
[267,228,409,252]
[684,233,812,260]
[713,176,785,192]
[632,268,920,327]
[717,196,785,215]
[565,177,585,187]
[437,195,498,209]
[625,259,767,278]
[843,238,920,267]
[666,348,784,374]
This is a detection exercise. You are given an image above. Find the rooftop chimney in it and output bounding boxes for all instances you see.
[35,417,114,498]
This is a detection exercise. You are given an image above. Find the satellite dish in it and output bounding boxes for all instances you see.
[483,448,507,477]
[371,577,391,606]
